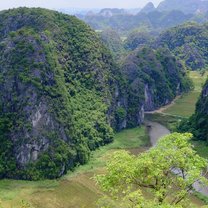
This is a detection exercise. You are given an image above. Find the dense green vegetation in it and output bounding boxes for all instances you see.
[156,22,208,71]
[0,7,193,180]
[0,7,120,179]
[99,28,125,58]
[97,133,208,207]
[171,71,208,144]
[124,31,153,51]
[122,46,192,115]
[179,79,208,141]
[0,4,208,208]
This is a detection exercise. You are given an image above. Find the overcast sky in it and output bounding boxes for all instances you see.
[0,0,162,10]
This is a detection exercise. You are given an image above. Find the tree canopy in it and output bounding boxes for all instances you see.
[96,133,208,208]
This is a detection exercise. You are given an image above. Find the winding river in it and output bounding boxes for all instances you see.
[145,120,208,197]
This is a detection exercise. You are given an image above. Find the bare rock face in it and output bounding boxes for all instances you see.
[144,84,154,111]
[0,32,75,176]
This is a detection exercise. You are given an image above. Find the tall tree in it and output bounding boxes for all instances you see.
[96,133,208,207]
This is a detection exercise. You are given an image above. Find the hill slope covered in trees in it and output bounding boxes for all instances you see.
[0,8,191,180]
[0,7,122,179]
[156,22,208,71]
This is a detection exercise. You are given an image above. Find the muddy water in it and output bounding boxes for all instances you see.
[145,121,170,146]
[145,120,208,197]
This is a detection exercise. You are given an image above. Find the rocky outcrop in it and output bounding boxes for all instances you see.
[0,8,192,180]
[144,84,155,111]
[99,8,126,17]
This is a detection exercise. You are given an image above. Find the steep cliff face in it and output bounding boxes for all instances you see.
[0,8,122,179]
[119,47,191,128]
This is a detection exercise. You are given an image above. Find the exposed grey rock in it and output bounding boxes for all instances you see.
[144,84,155,111]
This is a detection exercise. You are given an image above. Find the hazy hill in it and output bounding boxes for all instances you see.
[83,10,193,35]
[140,2,156,14]
[158,0,208,14]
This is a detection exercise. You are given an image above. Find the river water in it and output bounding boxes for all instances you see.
[145,121,170,146]
[145,120,208,196]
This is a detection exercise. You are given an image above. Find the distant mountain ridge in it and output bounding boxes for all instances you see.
[98,8,127,17]
[157,0,208,14]
[140,2,156,14]
[82,10,194,35]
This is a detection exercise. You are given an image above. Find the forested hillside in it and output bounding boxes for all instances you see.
[121,47,191,115]
[99,28,124,58]
[193,80,208,141]
[156,22,208,70]
[0,8,192,180]
[0,7,122,179]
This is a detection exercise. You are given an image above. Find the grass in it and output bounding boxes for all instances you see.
[164,71,207,117]
[65,126,149,177]
[192,140,208,159]
[0,126,149,208]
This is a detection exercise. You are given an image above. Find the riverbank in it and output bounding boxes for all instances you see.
[145,120,170,146]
